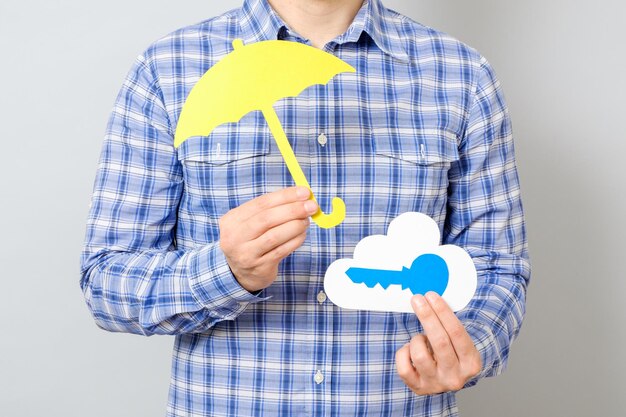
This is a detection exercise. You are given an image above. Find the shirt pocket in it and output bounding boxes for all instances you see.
[175,120,272,226]
[371,130,459,217]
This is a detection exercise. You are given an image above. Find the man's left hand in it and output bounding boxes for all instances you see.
[395,292,482,395]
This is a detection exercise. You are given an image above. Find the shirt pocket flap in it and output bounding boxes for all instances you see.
[176,124,271,165]
[373,130,459,165]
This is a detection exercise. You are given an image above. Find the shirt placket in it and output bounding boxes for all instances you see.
[278,33,321,417]
[309,48,340,415]
[292,70,317,417]
[281,32,338,416]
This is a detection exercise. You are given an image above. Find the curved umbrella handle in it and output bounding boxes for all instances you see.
[311,196,346,229]
[262,107,346,229]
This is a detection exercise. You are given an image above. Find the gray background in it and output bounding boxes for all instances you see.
[1,0,624,415]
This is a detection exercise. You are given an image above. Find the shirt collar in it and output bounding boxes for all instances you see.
[239,0,409,62]
[238,0,286,45]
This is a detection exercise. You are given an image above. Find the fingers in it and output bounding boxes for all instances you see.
[260,229,308,263]
[253,217,310,257]
[395,343,421,392]
[218,187,318,293]
[228,186,312,223]
[242,199,318,241]
[399,293,482,394]
[423,292,478,361]
[409,334,437,379]
[411,294,458,370]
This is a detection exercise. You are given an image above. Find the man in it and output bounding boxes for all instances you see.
[80,0,530,415]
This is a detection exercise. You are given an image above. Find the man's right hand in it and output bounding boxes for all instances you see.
[219,186,318,292]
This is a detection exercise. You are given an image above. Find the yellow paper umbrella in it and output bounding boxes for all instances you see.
[174,39,356,229]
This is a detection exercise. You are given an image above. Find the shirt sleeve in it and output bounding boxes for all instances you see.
[80,54,269,337]
[443,56,531,385]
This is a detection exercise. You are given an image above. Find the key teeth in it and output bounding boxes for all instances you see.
[378,280,391,290]
[357,282,413,293]
[361,277,378,288]
[346,267,415,293]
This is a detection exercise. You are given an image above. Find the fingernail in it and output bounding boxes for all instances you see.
[412,294,426,309]
[296,187,311,199]
[304,200,318,214]
[425,292,439,303]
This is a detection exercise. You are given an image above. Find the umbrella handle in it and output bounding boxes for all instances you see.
[262,107,346,229]
[311,196,346,229]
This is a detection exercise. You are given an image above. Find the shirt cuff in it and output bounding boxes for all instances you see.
[187,242,271,320]
[463,321,499,388]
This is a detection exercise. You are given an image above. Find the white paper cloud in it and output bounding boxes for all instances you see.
[324,212,477,313]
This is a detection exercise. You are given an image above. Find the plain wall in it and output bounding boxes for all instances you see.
[1,0,624,415]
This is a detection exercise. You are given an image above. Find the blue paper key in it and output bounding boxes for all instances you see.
[345,253,449,296]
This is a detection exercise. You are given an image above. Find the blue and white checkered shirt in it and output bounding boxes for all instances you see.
[80,0,530,415]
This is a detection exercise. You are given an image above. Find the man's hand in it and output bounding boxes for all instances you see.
[395,292,482,395]
[219,186,318,292]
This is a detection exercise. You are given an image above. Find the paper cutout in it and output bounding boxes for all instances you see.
[324,212,478,313]
[174,39,355,229]
[345,253,449,296]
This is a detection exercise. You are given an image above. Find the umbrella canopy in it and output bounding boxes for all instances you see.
[174,39,356,147]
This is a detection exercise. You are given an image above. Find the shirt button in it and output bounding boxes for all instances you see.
[317,133,328,147]
[317,291,327,304]
[314,370,324,384]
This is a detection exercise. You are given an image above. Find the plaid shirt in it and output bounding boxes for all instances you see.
[80,0,530,415]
